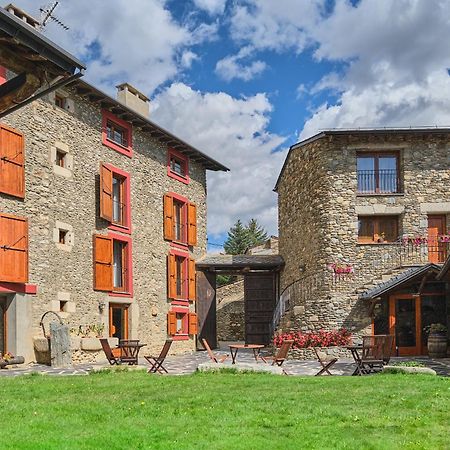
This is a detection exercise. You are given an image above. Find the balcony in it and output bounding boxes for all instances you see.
[357,169,400,194]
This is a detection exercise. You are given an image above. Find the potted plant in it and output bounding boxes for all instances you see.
[424,323,448,358]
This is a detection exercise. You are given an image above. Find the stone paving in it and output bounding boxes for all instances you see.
[0,346,449,377]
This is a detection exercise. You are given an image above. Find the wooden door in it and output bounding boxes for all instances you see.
[196,271,217,349]
[428,215,446,263]
[244,274,276,345]
[389,295,422,356]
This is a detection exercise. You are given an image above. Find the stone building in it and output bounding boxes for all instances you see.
[0,7,228,362]
[275,129,450,356]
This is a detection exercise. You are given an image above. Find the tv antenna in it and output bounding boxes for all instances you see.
[39,2,69,31]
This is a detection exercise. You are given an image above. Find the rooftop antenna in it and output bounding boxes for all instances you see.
[39,2,69,31]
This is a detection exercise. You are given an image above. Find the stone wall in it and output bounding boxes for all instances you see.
[278,132,450,337]
[216,280,245,341]
[0,85,208,360]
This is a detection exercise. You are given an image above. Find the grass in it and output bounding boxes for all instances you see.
[0,371,448,449]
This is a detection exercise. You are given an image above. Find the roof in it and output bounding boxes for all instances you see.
[360,264,441,300]
[196,254,284,270]
[274,127,450,191]
[0,6,85,74]
[69,79,229,172]
[436,254,450,280]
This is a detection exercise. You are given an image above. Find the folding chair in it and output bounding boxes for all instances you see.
[358,335,386,375]
[100,338,121,365]
[259,339,294,374]
[144,339,173,374]
[313,347,338,376]
[202,338,229,363]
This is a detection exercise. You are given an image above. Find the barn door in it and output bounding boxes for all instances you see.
[196,271,217,349]
[244,274,276,345]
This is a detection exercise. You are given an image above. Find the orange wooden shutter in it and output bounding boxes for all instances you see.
[167,253,177,299]
[188,258,196,301]
[187,203,197,246]
[0,124,25,198]
[100,163,113,222]
[167,311,177,335]
[163,194,174,240]
[0,213,28,283]
[188,313,198,335]
[93,234,113,291]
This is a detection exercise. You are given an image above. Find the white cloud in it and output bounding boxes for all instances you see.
[151,83,286,236]
[193,0,227,15]
[215,47,267,82]
[301,0,450,138]
[180,51,199,69]
[12,0,215,95]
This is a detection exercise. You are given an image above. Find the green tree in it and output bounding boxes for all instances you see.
[246,218,268,248]
[223,219,250,255]
[223,218,268,255]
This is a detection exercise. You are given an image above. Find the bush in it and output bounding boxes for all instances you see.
[273,329,352,349]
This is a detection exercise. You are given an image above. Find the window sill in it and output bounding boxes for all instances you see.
[109,291,133,298]
[171,299,190,306]
[357,193,404,197]
[109,223,131,235]
[167,168,190,185]
[170,241,189,251]
[0,282,38,294]
[172,334,189,341]
[103,138,133,158]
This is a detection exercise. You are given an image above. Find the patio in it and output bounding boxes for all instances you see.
[0,344,449,377]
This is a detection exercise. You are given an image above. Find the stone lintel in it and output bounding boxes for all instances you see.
[420,202,450,213]
[356,205,405,215]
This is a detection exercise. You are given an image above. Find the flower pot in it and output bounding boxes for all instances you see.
[427,332,447,358]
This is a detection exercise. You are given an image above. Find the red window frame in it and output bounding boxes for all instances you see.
[106,164,131,234]
[108,232,133,298]
[170,306,189,341]
[169,192,189,248]
[170,247,189,304]
[167,148,189,184]
[0,66,7,85]
[102,110,133,157]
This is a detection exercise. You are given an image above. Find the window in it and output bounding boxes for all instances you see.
[163,193,197,246]
[0,124,25,198]
[167,148,189,184]
[55,94,66,109]
[102,110,133,157]
[99,163,131,233]
[167,308,198,339]
[0,213,28,283]
[93,233,133,296]
[358,216,399,243]
[167,251,196,302]
[59,301,67,312]
[357,152,400,194]
[55,149,66,168]
[59,229,68,244]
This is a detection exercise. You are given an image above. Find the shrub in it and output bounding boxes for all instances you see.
[273,329,351,349]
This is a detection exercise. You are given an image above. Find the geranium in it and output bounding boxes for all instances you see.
[328,263,354,275]
[273,329,351,349]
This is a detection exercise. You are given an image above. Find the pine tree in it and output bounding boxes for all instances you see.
[246,218,268,248]
[223,219,250,255]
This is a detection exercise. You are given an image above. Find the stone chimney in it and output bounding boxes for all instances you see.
[116,83,150,117]
[4,3,40,29]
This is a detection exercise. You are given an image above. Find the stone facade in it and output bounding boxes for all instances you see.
[0,81,223,362]
[216,279,245,341]
[277,131,450,338]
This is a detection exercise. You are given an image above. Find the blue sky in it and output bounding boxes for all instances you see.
[13,0,450,250]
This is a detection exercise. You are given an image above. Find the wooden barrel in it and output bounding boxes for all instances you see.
[428,333,448,358]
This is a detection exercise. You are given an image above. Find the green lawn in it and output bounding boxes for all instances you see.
[0,371,448,449]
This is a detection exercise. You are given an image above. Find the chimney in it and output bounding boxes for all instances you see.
[5,3,40,29]
[116,83,150,117]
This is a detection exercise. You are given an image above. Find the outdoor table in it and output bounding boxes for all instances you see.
[346,345,365,376]
[229,344,264,364]
[118,340,147,365]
